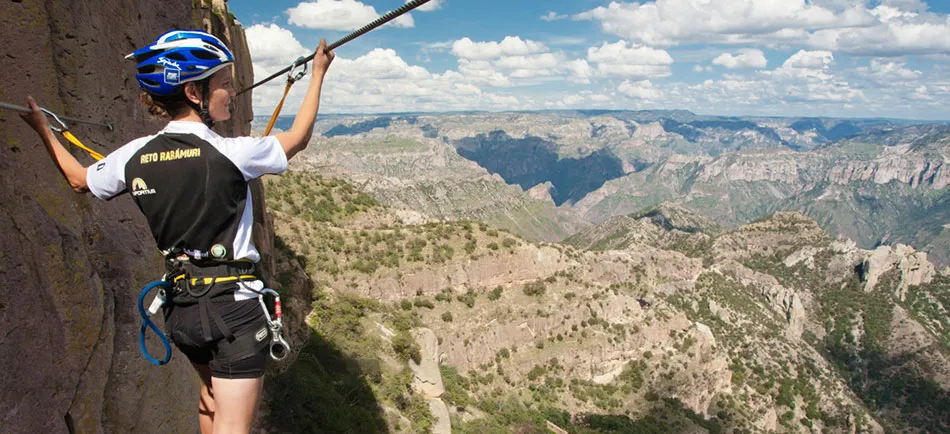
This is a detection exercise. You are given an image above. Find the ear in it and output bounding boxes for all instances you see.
[183,82,202,106]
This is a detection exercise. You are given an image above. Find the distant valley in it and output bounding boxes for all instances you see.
[256,110,949,267]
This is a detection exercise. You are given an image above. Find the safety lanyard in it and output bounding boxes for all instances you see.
[42,108,105,161]
[263,58,308,136]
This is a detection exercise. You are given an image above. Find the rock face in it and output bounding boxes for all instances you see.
[0,2,275,433]
[409,328,451,434]
[862,244,935,300]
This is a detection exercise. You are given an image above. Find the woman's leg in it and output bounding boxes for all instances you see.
[194,363,215,434]
[209,376,264,434]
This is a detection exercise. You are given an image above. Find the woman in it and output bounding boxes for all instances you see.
[19,30,334,434]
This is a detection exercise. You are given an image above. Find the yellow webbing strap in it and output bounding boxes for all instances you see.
[61,130,104,161]
[263,80,295,136]
[171,274,259,286]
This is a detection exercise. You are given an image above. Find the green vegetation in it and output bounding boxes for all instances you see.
[522,280,547,296]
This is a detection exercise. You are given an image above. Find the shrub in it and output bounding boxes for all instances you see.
[400,299,413,311]
[523,281,547,296]
[442,312,454,322]
[456,288,476,308]
[487,286,503,301]
[392,332,421,364]
[413,297,435,309]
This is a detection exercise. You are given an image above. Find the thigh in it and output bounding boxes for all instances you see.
[209,376,264,433]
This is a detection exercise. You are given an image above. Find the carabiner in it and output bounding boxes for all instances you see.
[286,56,308,84]
[258,288,290,361]
[40,108,68,133]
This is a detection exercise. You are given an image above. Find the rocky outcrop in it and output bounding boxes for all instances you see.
[0,2,285,433]
[861,244,935,300]
[409,328,451,434]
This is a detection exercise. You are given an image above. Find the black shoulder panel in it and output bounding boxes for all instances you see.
[125,133,246,259]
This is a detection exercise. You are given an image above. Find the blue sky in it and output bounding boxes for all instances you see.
[228,0,950,120]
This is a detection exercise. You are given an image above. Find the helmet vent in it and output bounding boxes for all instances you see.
[165,52,187,61]
[134,50,161,64]
[191,50,219,60]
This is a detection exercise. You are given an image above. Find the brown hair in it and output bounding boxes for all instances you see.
[139,91,191,120]
[138,79,211,120]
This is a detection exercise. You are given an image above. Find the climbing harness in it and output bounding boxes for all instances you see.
[263,57,308,136]
[138,280,173,365]
[237,0,433,96]
[135,256,291,365]
[0,101,112,160]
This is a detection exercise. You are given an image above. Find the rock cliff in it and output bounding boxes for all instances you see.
[0,2,297,433]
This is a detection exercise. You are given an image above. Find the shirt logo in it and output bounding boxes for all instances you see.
[130,177,157,197]
[96,162,106,171]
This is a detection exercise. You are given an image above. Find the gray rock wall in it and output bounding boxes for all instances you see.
[0,2,259,433]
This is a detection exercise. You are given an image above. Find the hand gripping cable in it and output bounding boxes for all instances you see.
[237,0,433,97]
[0,101,112,160]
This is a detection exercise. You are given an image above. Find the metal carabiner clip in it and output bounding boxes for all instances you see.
[258,288,290,361]
[40,107,69,133]
[286,56,308,84]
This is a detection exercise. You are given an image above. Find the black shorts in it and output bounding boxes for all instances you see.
[164,295,269,379]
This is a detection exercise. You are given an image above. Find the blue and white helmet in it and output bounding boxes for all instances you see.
[127,30,234,96]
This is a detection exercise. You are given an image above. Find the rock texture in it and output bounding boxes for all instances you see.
[409,328,451,434]
[0,2,287,433]
[862,244,935,300]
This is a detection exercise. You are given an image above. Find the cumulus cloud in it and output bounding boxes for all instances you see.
[586,40,674,78]
[618,80,662,99]
[408,0,443,12]
[780,49,834,70]
[541,11,568,21]
[856,58,923,82]
[575,0,950,56]
[567,59,594,83]
[712,49,768,69]
[246,23,311,72]
[287,0,413,31]
[451,36,547,60]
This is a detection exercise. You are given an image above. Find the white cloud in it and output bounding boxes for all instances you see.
[567,59,594,83]
[562,94,586,105]
[780,49,834,70]
[575,0,950,56]
[408,0,443,12]
[856,59,923,82]
[246,23,311,73]
[587,40,674,78]
[287,0,413,31]
[451,36,547,60]
[712,48,768,69]
[541,11,568,21]
[618,79,662,99]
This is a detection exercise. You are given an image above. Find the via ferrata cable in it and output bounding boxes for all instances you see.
[0,101,112,160]
[237,0,433,96]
